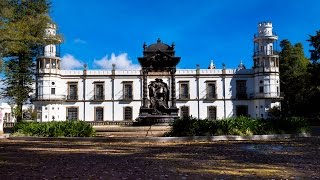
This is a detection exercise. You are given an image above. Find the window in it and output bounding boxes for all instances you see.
[95,107,103,121]
[94,83,104,100]
[51,88,55,95]
[68,83,78,100]
[206,81,216,99]
[124,107,132,121]
[208,106,217,120]
[259,86,264,93]
[236,105,248,117]
[67,107,78,120]
[179,81,189,99]
[180,106,189,119]
[123,82,133,100]
[236,80,247,99]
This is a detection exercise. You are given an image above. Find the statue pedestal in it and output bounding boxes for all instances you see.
[139,107,179,124]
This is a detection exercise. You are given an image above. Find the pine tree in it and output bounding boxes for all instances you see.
[306,30,320,118]
[0,0,59,122]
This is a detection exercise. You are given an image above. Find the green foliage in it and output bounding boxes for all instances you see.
[279,40,310,117]
[0,0,61,122]
[13,121,95,137]
[305,31,320,120]
[308,30,320,63]
[166,116,310,137]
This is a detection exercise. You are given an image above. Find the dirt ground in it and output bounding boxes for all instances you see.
[0,137,319,179]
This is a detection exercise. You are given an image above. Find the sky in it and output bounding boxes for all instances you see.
[50,0,320,70]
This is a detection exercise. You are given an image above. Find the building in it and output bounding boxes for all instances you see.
[33,22,281,122]
[0,103,13,122]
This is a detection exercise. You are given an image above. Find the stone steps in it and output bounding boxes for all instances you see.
[93,125,171,137]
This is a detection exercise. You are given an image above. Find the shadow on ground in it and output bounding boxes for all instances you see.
[0,137,319,179]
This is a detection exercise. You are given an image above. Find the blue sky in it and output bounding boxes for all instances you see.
[51,0,320,70]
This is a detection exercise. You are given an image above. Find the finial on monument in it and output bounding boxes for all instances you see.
[208,60,216,69]
[157,38,161,43]
[112,63,116,70]
[143,42,147,50]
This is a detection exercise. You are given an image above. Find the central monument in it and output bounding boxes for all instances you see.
[138,38,180,123]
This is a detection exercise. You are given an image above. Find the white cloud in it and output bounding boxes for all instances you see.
[74,38,86,44]
[93,53,140,70]
[61,54,84,70]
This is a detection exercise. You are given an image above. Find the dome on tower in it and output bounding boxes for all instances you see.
[144,38,174,51]
[237,60,246,70]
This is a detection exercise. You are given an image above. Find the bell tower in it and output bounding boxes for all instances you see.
[34,23,63,122]
[253,22,281,118]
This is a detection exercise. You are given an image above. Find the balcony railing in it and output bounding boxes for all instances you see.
[67,95,78,100]
[254,32,277,38]
[236,93,248,100]
[254,50,279,56]
[206,94,217,100]
[31,94,66,101]
[94,95,105,101]
[255,92,284,98]
[122,95,133,100]
[179,94,190,100]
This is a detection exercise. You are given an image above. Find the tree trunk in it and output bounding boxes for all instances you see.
[16,104,23,122]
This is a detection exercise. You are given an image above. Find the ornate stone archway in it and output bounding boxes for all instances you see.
[138,39,180,123]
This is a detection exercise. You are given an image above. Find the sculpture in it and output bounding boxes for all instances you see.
[148,78,169,114]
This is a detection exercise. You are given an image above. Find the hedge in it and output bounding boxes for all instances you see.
[165,116,310,137]
[13,121,95,137]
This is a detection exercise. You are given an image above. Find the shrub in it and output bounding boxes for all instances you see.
[165,116,310,137]
[13,121,95,137]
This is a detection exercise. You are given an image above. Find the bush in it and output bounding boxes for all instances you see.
[165,116,310,137]
[13,121,95,137]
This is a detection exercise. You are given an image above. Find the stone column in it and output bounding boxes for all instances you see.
[170,69,176,108]
[142,68,148,108]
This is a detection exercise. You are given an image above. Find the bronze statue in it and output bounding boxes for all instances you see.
[148,78,169,114]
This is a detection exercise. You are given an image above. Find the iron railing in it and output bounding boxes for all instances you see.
[67,95,78,100]
[94,95,105,101]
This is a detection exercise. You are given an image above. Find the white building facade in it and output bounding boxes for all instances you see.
[33,22,281,122]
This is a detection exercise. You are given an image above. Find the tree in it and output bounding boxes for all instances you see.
[306,30,320,118]
[0,0,58,122]
[279,40,310,117]
[308,30,320,63]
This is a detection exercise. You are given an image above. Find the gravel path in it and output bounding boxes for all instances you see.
[0,137,320,179]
